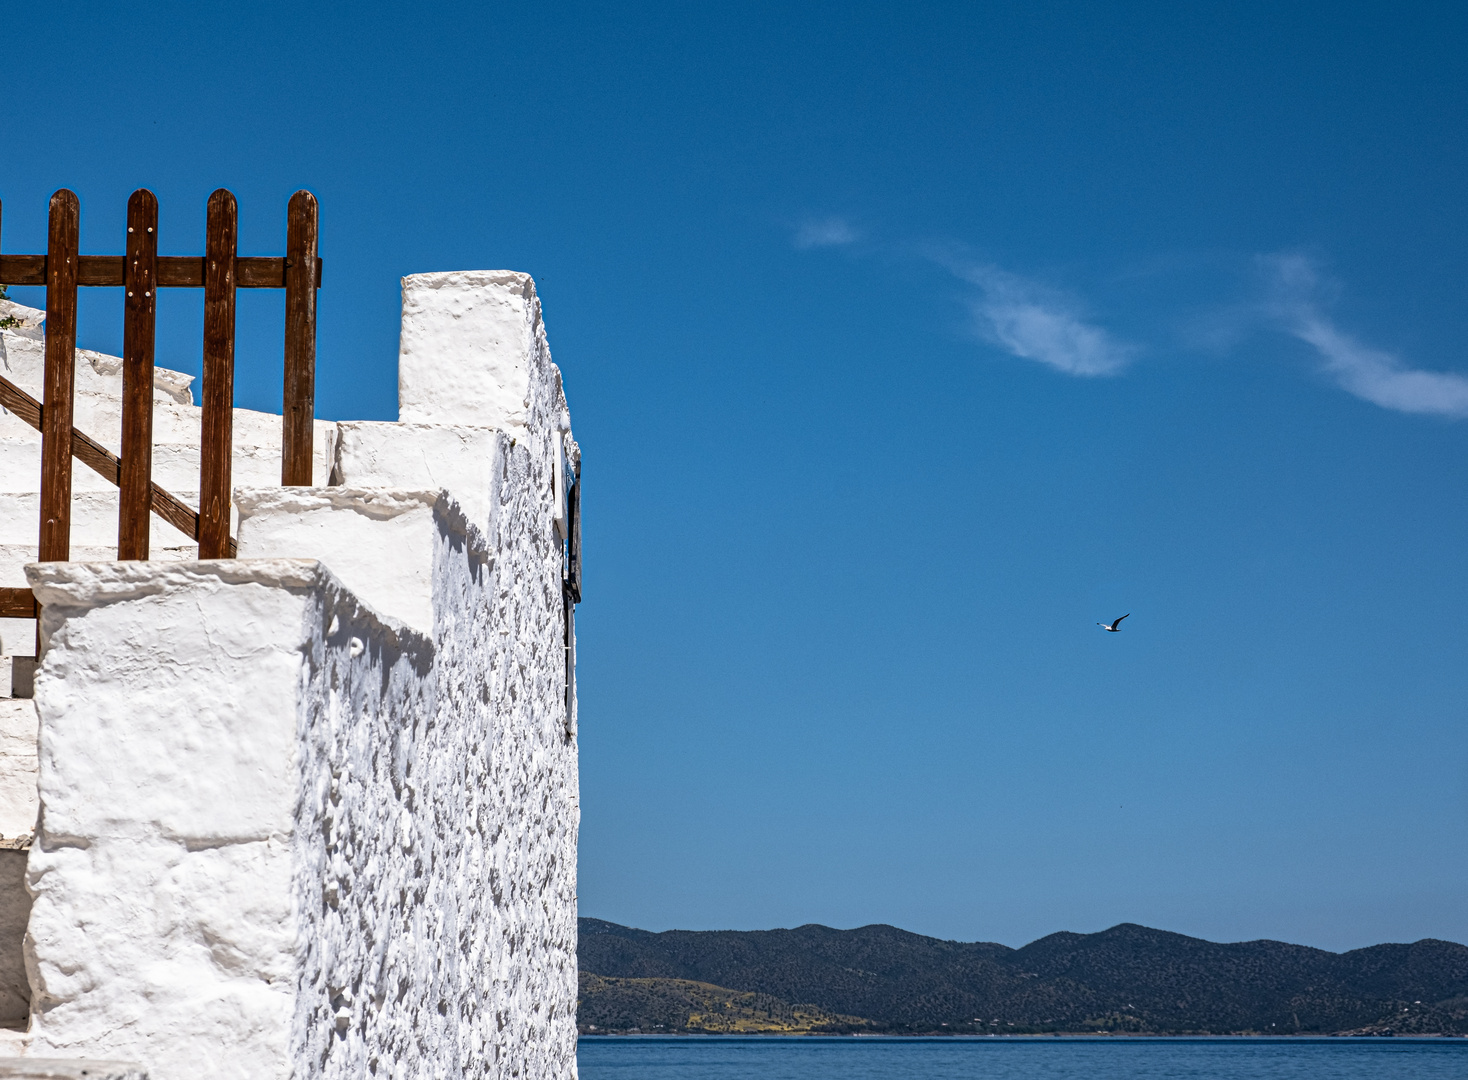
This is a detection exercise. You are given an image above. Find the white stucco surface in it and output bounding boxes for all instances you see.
[333,423,500,531]
[397,272,539,432]
[22,561,308,1079]
[236,488,440,636]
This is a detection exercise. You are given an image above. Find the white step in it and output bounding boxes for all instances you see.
[0,429,336,496]
[0,315,194,408]
[0,495,200,548]
[0,409,335,488]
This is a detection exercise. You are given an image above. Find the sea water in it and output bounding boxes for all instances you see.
[577,1035,1468,1080]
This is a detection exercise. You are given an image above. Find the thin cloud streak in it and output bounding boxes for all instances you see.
[815,232,1465,413]
[1267,255,1468,419]
[793,216,859,250]
[944,259,1136,377]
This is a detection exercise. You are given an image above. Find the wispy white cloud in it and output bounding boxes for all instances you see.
[941,258,1136,377]
[792,216,859,250]
[1265,254,1468,419]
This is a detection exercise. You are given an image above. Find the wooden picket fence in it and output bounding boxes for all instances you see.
[0,187,321,625]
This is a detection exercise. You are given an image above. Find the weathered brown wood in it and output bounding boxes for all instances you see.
[0,254,318,288]
[39,190,80,564]
[563,593,575,726]
[198,189,238,559]
[0,372,235,556]
[118,189,159,559]
[0,588,36,620]
[281,191,319,485]
[566,473,581,604]
[0,374,40,429]
[0,254,45,285]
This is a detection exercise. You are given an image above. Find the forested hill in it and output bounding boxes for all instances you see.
[577,918,1468,1035]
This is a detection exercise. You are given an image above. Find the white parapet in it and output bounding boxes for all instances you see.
[397,271,545,432]
[24,561,320,1080]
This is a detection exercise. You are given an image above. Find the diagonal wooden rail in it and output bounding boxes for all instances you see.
[0,374,227,551]
[0,372,237,617]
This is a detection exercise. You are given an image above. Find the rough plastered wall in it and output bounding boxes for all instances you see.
[293,270,579,1080]
[0,698,38,1026]
[14,269,578,1079]
[291,492,576,1080]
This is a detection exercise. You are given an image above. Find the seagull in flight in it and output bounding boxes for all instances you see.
[1098,614,1130,632]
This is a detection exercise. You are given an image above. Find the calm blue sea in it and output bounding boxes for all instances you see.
[577,1035,1468,1080]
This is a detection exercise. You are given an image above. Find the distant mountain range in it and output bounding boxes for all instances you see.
[578,918,1468,1035]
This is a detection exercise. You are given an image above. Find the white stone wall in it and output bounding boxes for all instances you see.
[397,272,538,433]
[291,270,580,1080]
[0,700,40,1026]
[290,491,576,1080]
[10,269,579,1080]
[24,562,314,1079]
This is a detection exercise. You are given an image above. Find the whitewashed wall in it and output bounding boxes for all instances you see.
[13,271,579,1080]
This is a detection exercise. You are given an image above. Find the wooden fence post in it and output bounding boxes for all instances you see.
[198,189,237,559]
[281,190,318,485]
[39,190,80,564]
[119,189,158,560]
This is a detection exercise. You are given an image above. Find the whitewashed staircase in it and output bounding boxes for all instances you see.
[0,297,336,665]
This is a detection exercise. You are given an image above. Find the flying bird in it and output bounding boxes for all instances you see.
[1098,614,1130,632]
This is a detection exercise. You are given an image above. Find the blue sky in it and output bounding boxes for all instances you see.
[7,1,1467,952]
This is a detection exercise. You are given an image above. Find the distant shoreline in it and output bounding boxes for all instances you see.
[577,1032,1468,1040]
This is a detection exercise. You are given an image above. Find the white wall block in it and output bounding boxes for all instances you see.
[334,423,500,532]
[24,561,315,1080]
[397,271,540,431]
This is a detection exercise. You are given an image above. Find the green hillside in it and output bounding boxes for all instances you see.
[579,918,1468,1035]
[578,974,870,1034]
